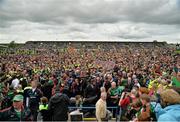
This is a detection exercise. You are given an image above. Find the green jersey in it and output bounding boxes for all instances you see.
[172,77,180,87]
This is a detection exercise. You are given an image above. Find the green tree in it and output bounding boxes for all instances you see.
[8,41,16,48]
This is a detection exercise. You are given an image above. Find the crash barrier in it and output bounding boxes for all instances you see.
[68,106,119,121]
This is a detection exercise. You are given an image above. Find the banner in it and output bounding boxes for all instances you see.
[94,60,115,70]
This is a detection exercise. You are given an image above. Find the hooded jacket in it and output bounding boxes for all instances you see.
[48,92,70,121]
[153,103,180,122]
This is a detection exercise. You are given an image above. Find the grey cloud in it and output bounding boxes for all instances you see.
[1,0,180,26]
[0,0,180,43]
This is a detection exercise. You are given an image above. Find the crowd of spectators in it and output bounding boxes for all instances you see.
[0,42,179,121]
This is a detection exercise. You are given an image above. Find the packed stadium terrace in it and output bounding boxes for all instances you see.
[0,41,180,121]
[24,41,168,49]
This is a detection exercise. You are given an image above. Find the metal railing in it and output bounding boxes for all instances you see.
[68,106,119,121]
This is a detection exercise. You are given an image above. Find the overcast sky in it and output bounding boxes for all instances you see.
[0,0,180,43]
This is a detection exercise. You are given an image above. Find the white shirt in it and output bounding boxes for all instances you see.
[32,88,36,93]
[11,78,20,89]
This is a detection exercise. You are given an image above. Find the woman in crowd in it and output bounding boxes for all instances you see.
[154,89,180,122]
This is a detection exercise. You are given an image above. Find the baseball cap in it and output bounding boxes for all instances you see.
[13,95,24,102]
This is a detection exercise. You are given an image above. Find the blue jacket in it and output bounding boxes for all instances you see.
[152,102,180,122]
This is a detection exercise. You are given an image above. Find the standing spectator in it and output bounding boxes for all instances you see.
[41,79,53,100]
[154,89,180,122]
[119,89,139,120]
[48,86,70,121]
[84,79,97,105]
[133,79,141,88]
[126,99,142,121]
[98,87,106,100]
[107,82,121,106]
[2,86,14,109]
[135,94,151,121]
[26,80,42,121]
[172,71,180,87]
[100,87,106,93]
[71,78,82,97]
[103,77,111,92]
[0,93,4,110]
[126,77,133,91]
[96,92,108,122]
[37,96,50,121]
[23,83,32,106]
[0,94,32,121]
[11,75,20,90]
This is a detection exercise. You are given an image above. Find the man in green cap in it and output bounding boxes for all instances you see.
[0,94,32,121]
